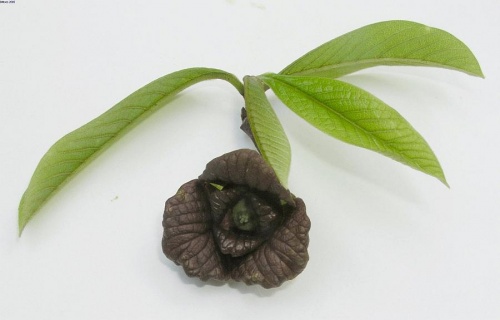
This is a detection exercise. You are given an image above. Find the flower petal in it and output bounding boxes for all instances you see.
[213,227,265,257]
[231,198,311,288]
[199,149,294,205]
[207,185,282,257]
[162,180,228,281]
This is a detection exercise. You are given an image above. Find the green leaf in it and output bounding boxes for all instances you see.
[280,20,483,78]
[261,73,448,185]
[243,76,291,187]
[19,67,244,235]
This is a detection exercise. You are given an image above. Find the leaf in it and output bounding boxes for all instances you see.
[18,67,244,235]
[280,20,483,79]
[243,76,291,187]
[260,73,448,185]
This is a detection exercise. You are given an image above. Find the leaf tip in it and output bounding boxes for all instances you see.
[18,213,27,237]
[442,179,450,189]
[18,195,32,237]
[436,173,450,189]
[466,63,485,79]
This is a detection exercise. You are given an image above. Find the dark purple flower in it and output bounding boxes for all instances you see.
[162,149,310,288]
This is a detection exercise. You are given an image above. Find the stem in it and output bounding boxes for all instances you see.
[218,72,245,96]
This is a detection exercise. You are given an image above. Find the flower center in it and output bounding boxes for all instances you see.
[231,198,257,231]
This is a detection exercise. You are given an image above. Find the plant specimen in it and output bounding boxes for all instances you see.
[18,20,483,288]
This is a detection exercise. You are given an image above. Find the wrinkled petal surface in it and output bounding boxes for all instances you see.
[208,185,281,257]
[199,149,294,205]
[231,198,310,288]
[162,180,228,281]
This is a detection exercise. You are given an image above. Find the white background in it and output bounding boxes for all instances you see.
[1,1,499,319]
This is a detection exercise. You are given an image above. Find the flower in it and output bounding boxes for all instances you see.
[162,149,311,288]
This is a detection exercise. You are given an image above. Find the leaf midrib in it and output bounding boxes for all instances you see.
[56,72,238,178]
[265,75,424,164]
[19,70,244,234]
